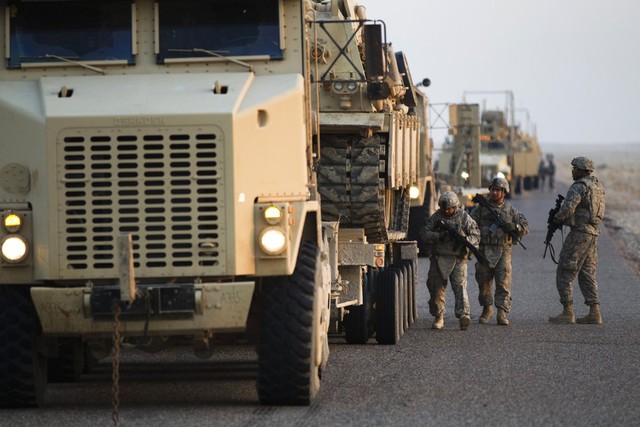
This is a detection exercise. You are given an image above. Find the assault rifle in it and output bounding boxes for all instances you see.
[435,220,489,265]
[543,194,565,264]
[472,193,526,250]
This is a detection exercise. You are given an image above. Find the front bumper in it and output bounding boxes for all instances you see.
[31,281,254,336]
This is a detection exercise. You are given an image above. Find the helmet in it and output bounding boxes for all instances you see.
[571,156,594,172]
[438,191,460,209]
[489,176,510,194]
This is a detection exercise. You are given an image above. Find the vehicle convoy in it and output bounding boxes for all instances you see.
[479,108,542,193]
[438,98,541,198]
[0,0,435,407]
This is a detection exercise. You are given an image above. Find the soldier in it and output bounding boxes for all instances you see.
[547,154,556,191]
[538,157,547,190]
[549,156,605,325]
[420,191,480,331]
[471,177,529,325]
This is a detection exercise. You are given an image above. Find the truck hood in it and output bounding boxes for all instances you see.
[34,72,299,119]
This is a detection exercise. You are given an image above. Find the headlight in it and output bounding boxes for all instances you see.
[409,185,420,200]
[3,213,22,232]
[264,205,282,225]
[333,81,359,93]
[1,235,28,263]
[259,227,287,256]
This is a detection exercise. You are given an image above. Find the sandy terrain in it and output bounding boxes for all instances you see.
[540,142,640,276]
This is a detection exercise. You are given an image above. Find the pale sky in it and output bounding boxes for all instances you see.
[362,0,640,146]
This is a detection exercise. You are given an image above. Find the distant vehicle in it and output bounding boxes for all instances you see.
[437,97,541,198]
[481,109,542,193]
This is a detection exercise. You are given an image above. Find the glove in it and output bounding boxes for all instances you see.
[501,222,516,233]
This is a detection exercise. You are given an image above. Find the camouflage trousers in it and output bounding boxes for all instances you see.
[427,257,470,318]
[556,231,600,306]
[475,248,512,312]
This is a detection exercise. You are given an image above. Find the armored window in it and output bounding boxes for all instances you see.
[156,0,282,63]
[7,0,134,69]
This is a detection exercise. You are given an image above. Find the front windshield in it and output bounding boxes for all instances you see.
[157,0,282,62]
[8,0,133,68]
[486,140,506,151]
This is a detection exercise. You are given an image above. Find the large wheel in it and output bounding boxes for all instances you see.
[343,269,374,344]
[375,269,401,345]
[409,259,418,325]
[400,259,418,326]
[257,241,325,405]
[398,262,411,330]
[365,268,378,338]
[0,287,48,408]
[395,266,408,335]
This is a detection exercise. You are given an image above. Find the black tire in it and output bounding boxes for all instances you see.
[395,267,408,335]
[0,287,48,408]
[410,260,418,324]
[375,269,401,345]
[398,262,411,329]
[343,271,372,344]
[48,338,85,383]
[401,259,418,326]
[257,241,322,405]
[366,269,378,338]
[404,264,413,330]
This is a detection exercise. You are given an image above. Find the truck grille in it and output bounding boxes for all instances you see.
[56,126,226,279]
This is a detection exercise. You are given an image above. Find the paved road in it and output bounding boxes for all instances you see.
[3,186,639,426]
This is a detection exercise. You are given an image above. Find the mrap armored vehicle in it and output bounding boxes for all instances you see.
[438,101,541,198]
[480,108,542,193]
[0,0,435,407]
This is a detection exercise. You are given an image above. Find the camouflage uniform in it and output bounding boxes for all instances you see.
[420,201,480,319]
[553,158,605,307]
[470,197,528,313]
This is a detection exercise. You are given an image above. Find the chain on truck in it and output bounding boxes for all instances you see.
[0,0,436,408]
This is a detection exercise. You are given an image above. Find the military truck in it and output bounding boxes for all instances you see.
[436,104,482,209]
[438,100,541,198]
[480,109,542,193]
[0,0,434,408]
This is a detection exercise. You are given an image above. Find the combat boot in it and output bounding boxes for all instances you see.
[548,303,576,324]
[459,314,470,331]
[432,314,444,330]
[479,305,494,324]
[497,307,509,326]
[576,304,603,325]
